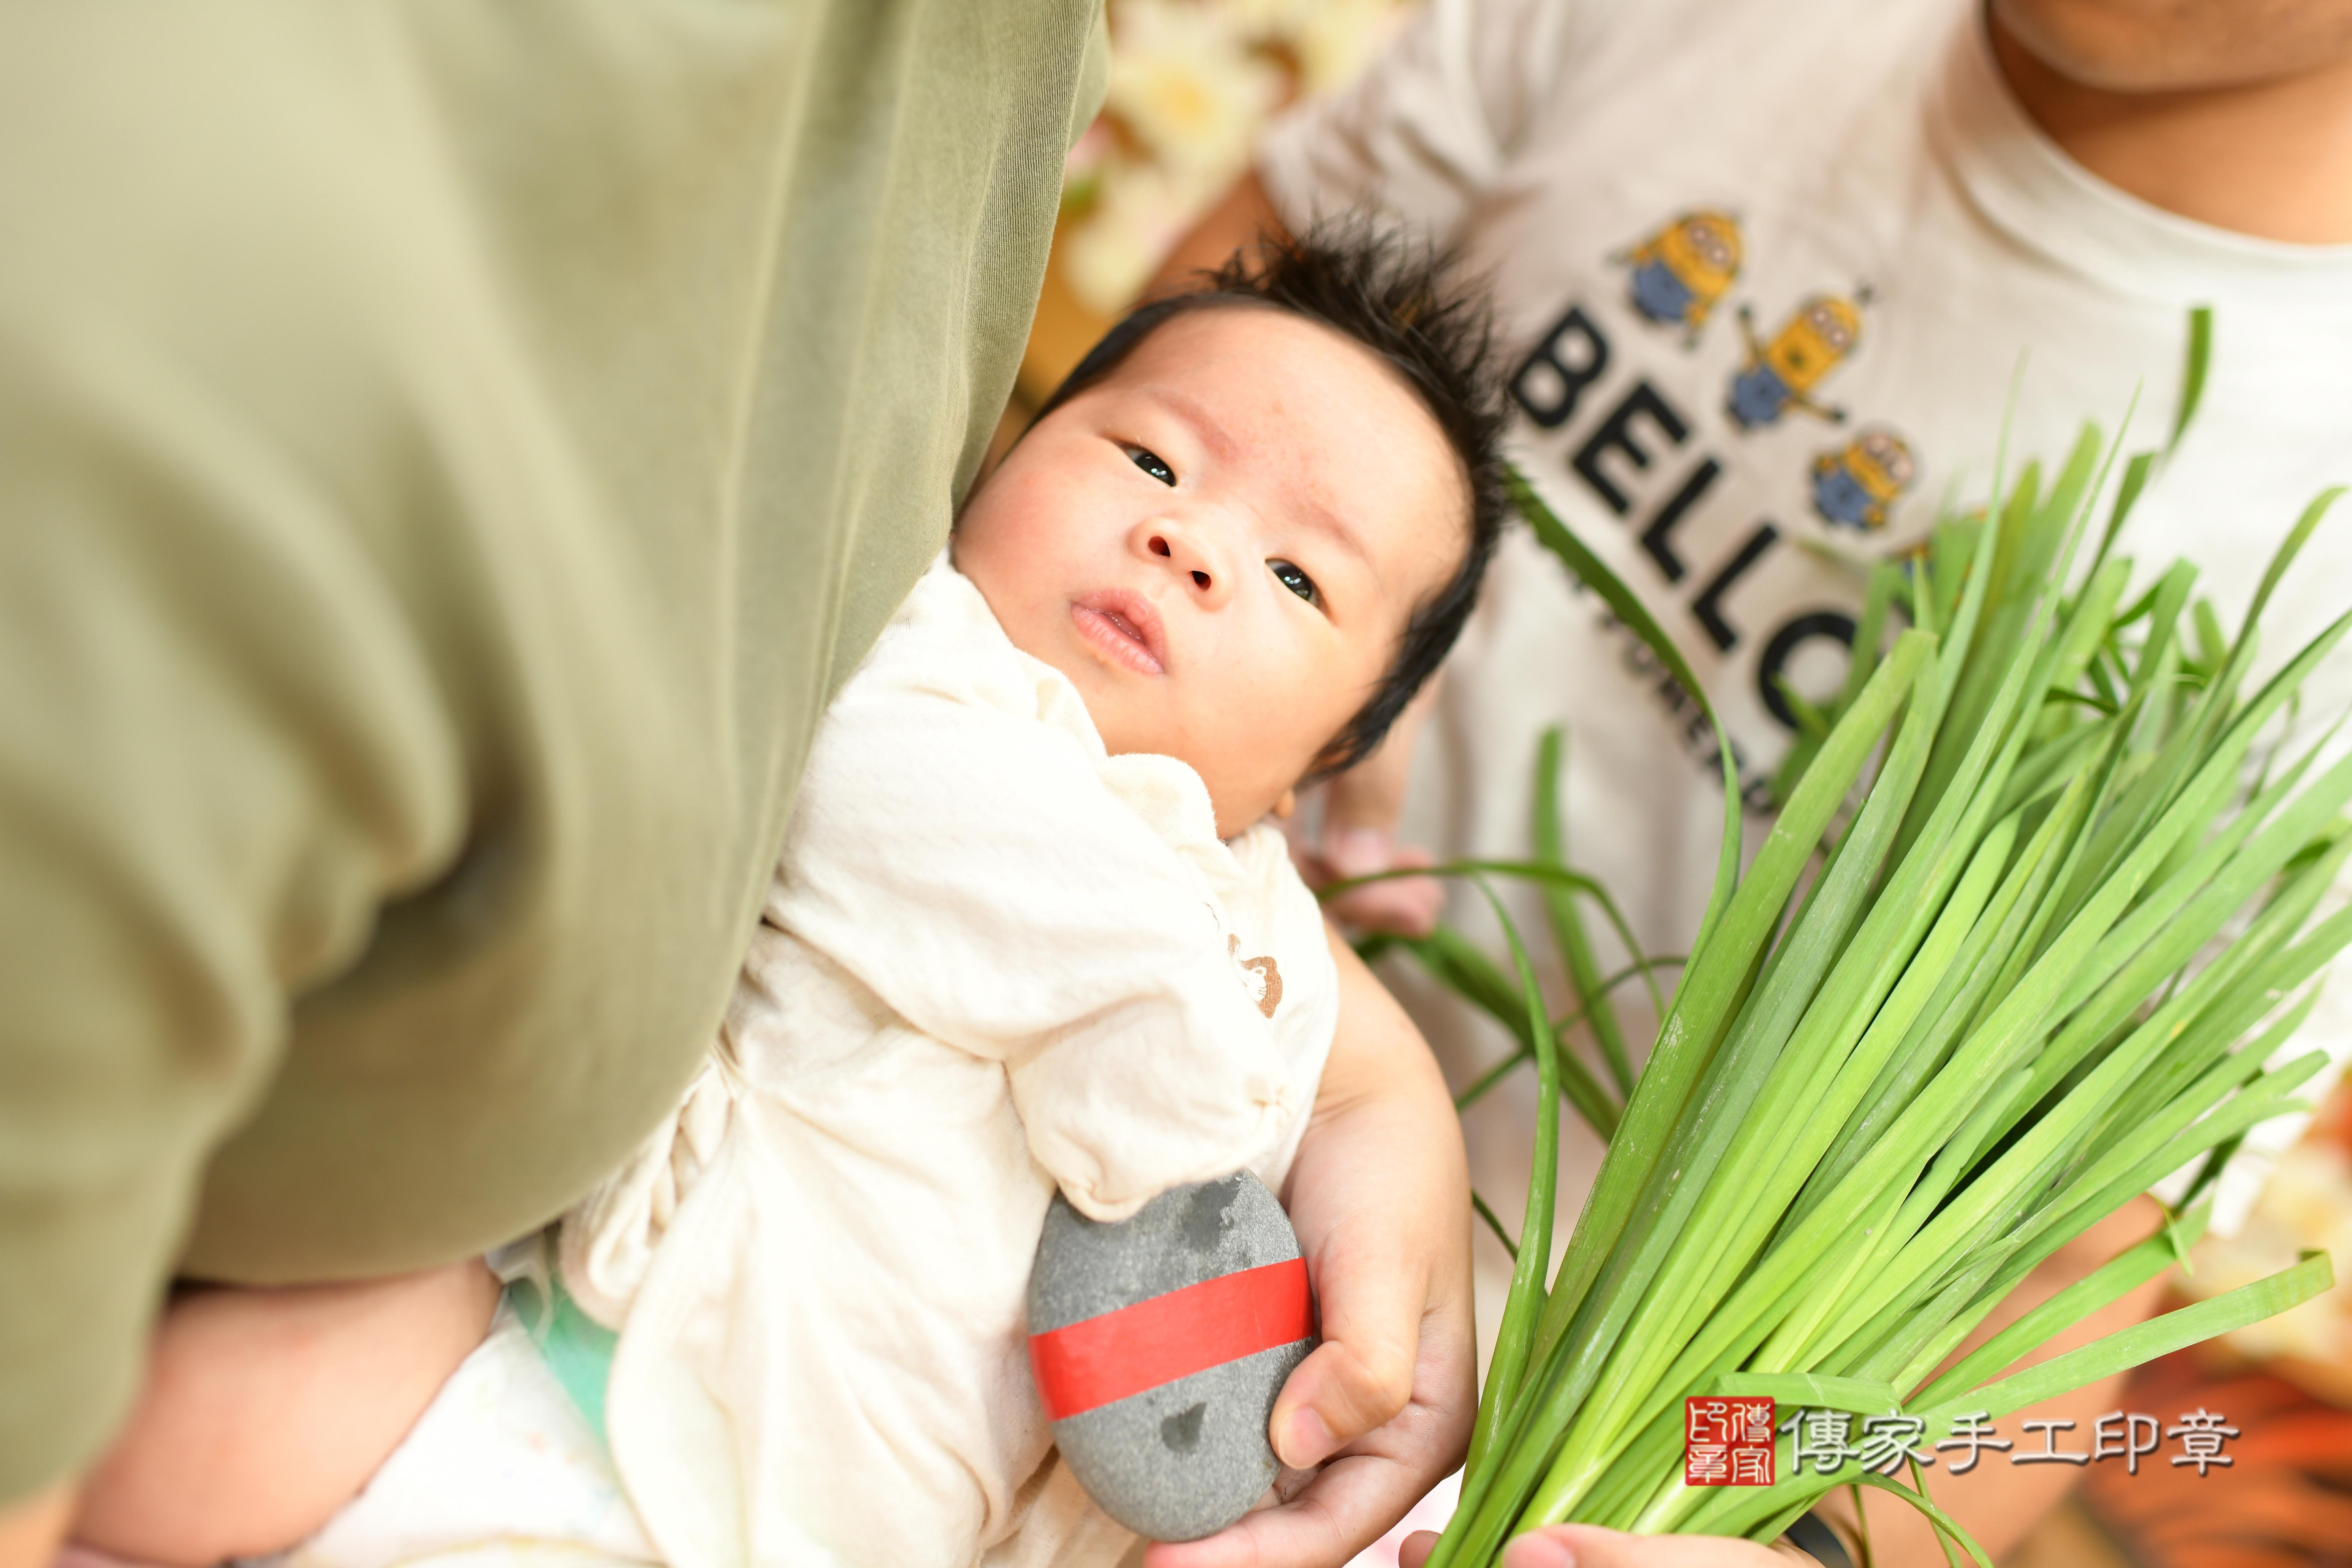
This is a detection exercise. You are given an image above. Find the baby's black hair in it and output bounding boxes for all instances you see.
[1033,222,1509,779]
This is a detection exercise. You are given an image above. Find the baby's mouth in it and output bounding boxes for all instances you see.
[1071,591,1167,676]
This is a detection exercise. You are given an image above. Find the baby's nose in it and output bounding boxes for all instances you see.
[1144,527,1232,608]
[1147,532,1214,591]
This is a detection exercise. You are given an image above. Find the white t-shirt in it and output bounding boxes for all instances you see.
[1258,0,2352,1317]
[555,558,1340,1568]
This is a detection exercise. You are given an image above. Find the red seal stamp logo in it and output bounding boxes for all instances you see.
[1686,1396,1775,1487]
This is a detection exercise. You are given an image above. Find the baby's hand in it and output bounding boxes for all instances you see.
[1146,929,1474,1568]
[1297,824,1446,939]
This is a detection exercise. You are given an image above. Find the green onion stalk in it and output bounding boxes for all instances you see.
[1332,403,2349,1565]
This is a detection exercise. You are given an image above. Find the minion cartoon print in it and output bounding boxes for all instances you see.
[1810,427,1916,532]
[1728,293,1865,428]
[1616,210,1743,343]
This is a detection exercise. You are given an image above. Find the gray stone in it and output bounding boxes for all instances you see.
[1051,1339,1312,1542]
[1028,1173,1317,1541]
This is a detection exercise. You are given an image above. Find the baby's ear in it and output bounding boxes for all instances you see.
[1272,788,1298,819]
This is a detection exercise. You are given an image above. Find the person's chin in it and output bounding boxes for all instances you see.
[1991,0,2240,93]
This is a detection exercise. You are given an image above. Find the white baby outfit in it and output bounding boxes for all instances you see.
[282,556,1339,1568]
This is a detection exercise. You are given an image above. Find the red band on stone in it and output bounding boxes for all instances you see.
[1028,1257,1314,1421]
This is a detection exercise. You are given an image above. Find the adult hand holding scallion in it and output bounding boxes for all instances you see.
[1334,401,2349,1563]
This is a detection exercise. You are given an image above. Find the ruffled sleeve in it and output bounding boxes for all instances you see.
[558,1059,736,1329]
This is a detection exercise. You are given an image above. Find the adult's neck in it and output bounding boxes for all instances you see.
[1990,14,2352,245]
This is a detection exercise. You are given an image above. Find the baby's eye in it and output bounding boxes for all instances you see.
[1127,447,1176,487]
[1269,560,1318,605]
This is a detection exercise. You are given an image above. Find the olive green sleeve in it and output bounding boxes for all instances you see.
[0,331,468,1498]
[0,0,1107,1501]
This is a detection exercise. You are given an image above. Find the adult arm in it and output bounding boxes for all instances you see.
[0,335,468,1512]
[1151,925,1477,1568]
[1149,0,1590,296]
[1147,172,1291,299]
[0,1489,74,1568]
[70,1263,500,1565]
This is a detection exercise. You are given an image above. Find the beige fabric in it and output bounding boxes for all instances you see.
[561,560,1339,1567]
[0,0,1109,1497]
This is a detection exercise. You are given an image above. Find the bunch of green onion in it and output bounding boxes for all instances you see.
[1351,404,2349,1563]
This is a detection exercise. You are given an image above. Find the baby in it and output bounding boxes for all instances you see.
[70,231,1506,1568]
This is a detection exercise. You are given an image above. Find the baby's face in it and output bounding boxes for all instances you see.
[956,307,1467,838]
